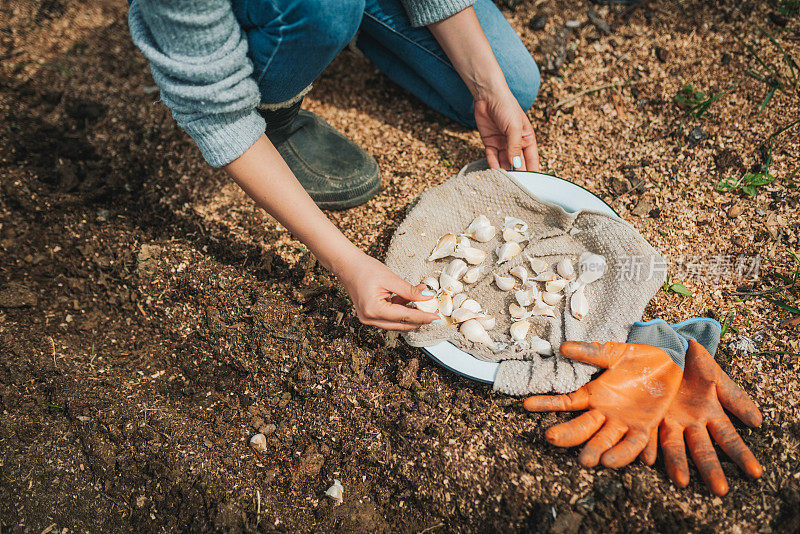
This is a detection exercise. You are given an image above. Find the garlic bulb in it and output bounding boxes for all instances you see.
[462,267,481,284]
[494,273,515,291]
[557,258,575,280]
[444,258,468,280]
[465,215,496,243]
[510,319,531,341]
[496,242,522,264]
[428,233,456,261]
[571,286,588,320]
[460,319,496,348]
[578,252,607,285]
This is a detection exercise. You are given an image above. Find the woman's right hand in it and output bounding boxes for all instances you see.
[337,252,441,331]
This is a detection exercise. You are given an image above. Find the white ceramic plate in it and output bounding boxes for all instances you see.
[418,171,619,384]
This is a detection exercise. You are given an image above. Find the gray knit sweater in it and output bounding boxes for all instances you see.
[128,0,476,167]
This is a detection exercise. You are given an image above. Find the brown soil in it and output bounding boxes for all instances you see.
[1,0,799,532]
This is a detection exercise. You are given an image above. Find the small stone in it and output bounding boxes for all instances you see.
[654,46,668,62]
[529,15,548,31]
[565,19,582,29]
[251,416,265,430]
[587,9,611,35]
[726,336,759,355]
[96,209,110,222]
[260,423,277,436]
[398,357,419,389]
[769,13,788,27]
[728,205,744,218]
[687,127,708,147]
[721,53,731,66]
[631,198,655,217]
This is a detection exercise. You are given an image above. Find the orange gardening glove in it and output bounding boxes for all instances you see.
[639,339,763,496]
[524,341,683,468]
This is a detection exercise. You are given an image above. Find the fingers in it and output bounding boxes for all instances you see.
[523,386,589,412]
[365,319,428,332]
[558,341,614,368]
[579,420,627,467]
[640,427,658,466]
[685,425,729,497]
[375,302,438,326]
[715,372,763,428]
[660,421,690,488]
[506,124,524,170]
[601,430,649,468]
[544,409,605,447]
[708,418,763,480]
[388,281,431,303]
[485,146,501,169]
[522,131,539,172]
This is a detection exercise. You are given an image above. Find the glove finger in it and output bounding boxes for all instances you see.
[558,341,614,368]
[660,421,690,488]
[685,425,729,497]
[601,430,649,468]
[578,420,627,468]
[545,409,605,447]
[707,417,763,480]
[716,373,763,428]
[640,426,658,466]
[523,386,589,412]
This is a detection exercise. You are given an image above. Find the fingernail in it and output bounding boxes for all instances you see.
[512,156,522,169]
[421,289,436,297]
[433,317,443,324]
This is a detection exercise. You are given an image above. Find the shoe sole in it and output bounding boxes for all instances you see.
[313,174,382,211]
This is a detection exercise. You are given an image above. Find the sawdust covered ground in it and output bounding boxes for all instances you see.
[1,0,799,532]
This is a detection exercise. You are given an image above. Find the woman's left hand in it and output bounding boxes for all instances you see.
[474,90,539,172]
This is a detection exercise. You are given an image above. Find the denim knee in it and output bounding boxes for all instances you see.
[507,55,541,113]
[303,0,365,58]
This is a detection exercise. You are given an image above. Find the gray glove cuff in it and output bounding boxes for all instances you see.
[626,319,688,369]
[669,318,722,356]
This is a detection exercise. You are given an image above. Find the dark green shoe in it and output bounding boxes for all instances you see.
[260,100,381,210]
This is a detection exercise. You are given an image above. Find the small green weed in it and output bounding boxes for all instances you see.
[663,274,693,297]
[738,27,798,113]
[674,83,736,119]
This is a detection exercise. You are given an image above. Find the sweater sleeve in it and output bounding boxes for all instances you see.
[128,0,265,167]
[401,0,477,27]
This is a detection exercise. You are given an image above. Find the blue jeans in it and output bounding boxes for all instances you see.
[231,0,540,127]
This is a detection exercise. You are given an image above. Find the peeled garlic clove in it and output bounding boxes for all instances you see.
[476,315,496,330]
[458,247,487,266]
[502,227,526,243]
[529,300,556,317]
[452,307,479,324]
[496,242,522,264]
[557,258,576,280]
[428,233,456,261]
[460,299,482,314]
[578,252,607,285]
[530,336,553,356]
[250,433,267,453]
[444,258,468,280]
[412,298,439,314]
[422,276,439,291]
[465,215,496,243]
[571,287,588,320]
[532,270,557,282]
[542,291,564,306]
[510,319,531,341]
[325,479,344,505]
[510,266,528,282]
[439,273,463,295]
[567,279,585,293]
[460,319,496,348]
[462,267,481,284]
[452,293,467,309]
[527,256,549,275]
[509,303,527,319]
[515,286,537,307]
[503,216,528,234]
[494,273,515,291]
[438,293,454,316]
[545,278,568,293]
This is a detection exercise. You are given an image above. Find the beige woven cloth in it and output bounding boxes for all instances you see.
[385,162,665,395]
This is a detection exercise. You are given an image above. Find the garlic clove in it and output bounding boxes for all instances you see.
[557,258,576,280]
[428,233,457,261]
[462,266,481,284]
[476,315,496,330]
[439,272,464,295]
[526,256,549,275]
[542,291,564,306]
[496,242,522,264]
[451,308,479,323]
[444,258,468,280]
[529,300,556,317]
[250,433,267,453]
[412,298,439,314]
[438,293,454,316]
[510,266,528,282]
[509,303,527,319]
[502,227,526,243]
[422,276,439,291]
[494,273,515,291]
[460,299,482,314]
[515,286,537,307]
[503,216,529,234]
[571,286,588,320]
[458,247,487,266]
[452,293,467,309]
[578,252,607,285]
[325,480,344,505]
[460,319,496,348]
[532,270,557,282]
[510,319,531,341]
[529,336,553,356]
[465,215,496,243]
[545,278,568,293]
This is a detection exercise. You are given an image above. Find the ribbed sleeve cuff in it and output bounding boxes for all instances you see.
[402,0,477,27]
[183,110,266,168]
